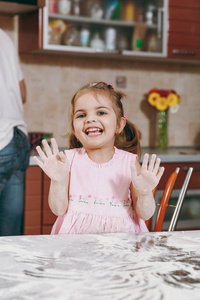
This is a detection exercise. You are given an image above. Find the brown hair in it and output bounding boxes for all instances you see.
[68,82,141,158]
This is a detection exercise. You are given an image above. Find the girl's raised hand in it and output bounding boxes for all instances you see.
[131,153,164,195]
[33,138,69,182]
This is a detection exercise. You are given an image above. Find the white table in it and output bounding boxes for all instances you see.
[0,231,200,300]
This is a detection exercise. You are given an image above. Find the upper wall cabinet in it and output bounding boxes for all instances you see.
[19,0,168,60]
[167,0,200,60]
[0,0,45,15]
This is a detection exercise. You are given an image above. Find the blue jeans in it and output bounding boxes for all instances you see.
[0,127,30,236]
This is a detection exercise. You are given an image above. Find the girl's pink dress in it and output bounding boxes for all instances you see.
[51,147,148,234]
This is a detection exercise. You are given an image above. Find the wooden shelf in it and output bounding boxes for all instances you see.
[48,13,157,29]
[0,0,45,15]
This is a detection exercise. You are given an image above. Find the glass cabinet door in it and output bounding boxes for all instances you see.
[43,0,168,58]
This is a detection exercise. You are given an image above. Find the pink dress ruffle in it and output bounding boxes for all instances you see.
[52,209,148,234]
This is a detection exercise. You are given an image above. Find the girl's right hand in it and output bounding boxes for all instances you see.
[33,138,69,183]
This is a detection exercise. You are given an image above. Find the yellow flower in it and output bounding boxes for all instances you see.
[155,97,168,111]
[148,92,160,107]
[167,93,179,107]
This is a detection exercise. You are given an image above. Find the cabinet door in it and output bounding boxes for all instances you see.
[24,166,42,235]
[158,162,200,190]
[42,173,57,234]
[168,0,200,60]
[19,8,43,53]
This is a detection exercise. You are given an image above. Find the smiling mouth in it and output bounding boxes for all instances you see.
[85,127,103,136]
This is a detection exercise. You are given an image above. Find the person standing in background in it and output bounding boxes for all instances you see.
[0,29,30,236]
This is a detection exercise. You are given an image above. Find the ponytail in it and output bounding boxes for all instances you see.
[69,133,82,149]
[115,120,141,159]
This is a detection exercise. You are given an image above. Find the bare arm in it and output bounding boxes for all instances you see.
[19,79,26,104]
[130,181,156,221]
[33,138,70,216]
[131,154,164,221]
[48,174,69,216]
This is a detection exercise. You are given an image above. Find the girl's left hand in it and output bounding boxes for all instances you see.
[131,153,164,195]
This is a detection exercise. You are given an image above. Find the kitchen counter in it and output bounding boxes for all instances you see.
[141,147,200,163]
[29,147,200,165]
[0,231,200,300]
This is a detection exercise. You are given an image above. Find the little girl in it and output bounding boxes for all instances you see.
[34,81,164,234]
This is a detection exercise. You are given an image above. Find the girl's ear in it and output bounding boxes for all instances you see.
[116,117,126,135]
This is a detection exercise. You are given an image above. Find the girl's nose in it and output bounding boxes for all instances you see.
[86,115,97,123]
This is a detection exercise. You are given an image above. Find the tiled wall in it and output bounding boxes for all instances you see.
[1,16,200,148]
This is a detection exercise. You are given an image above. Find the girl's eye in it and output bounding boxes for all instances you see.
[97,111,106,116]
[77,113,85,118]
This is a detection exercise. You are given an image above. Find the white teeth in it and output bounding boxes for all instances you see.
[86,127,102,135]
[88,131,101,136]
[87,128,98,132]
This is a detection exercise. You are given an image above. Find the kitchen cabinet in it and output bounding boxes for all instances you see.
[42,173,57,234]
[18,0,200,63]
[24,166,42,235]
[158,162,200,190]
[19,0,168,60]
[0,0,45,15]
[18,7,43,53]
[24,166,56,235]
[168,0,200,60]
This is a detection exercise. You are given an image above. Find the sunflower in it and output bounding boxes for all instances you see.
[155,97,168,111]
[148,92,160,107]
[167,93,179,107]
[147,88,180,112]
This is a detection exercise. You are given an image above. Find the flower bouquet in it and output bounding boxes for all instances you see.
[148,88,180,112]
[147,88,181,149]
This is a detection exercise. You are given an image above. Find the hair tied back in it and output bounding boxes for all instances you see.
[108,83,114,89]
[100,81,114,90]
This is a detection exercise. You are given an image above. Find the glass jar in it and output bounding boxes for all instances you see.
[57,0,71,15]
[72,0,81,16]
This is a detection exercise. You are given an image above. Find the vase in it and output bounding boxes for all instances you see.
[157,110,168,149]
